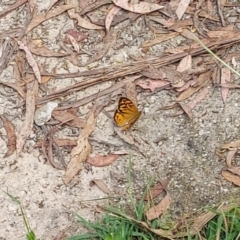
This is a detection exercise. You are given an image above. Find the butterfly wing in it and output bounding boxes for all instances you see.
[114,97,141,130]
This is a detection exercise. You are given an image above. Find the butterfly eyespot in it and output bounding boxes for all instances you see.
[113,97,141,131]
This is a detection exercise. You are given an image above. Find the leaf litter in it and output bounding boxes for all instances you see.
[2,0,240,238]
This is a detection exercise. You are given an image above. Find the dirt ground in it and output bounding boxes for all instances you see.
[1,0,240,239]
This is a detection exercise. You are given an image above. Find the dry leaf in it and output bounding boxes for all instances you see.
[176,0,190,19]
[47,0,61,12]
[63,29,87,44]
[145,179,170,201]
[0,115,16,158]
[188,87,209,109]
[66,34,80,53]
[64,106,96,184]
[177,71,210,101]
[52,109,86,128]
[16,81,38,156]
[18,41,41,83]
[26,5,74,33]
[136,79,170,92]
[145,191,171,221]
[27,41,68,57]
[53,138,77,147]
[222,170,240,186]
[0,0,27,19]
[177,55,192,72]
[112,0,164,14]
[227,167,240,176]
[221,67,231,104]
[0,81,25,99]
[105,6,121,31]
[90,179,110,194]
[142,32,178,48]
[67,7,103,30]
[87,154,120,167]
[178,102,193,120]
[226,150,237,168]
[220,140,240,151]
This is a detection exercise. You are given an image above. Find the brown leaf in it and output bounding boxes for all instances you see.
[0,81,25,99]
[178,102,193,120]
[112,0,164,14]
[220,140,240,151]
[176,0,190,19]
[221,67,231,104]
[26,5,74,33]
[227,167,240,176]
[27,41,68,57]
[177,71,210,101]
[47,0,61,12]
[87,154,120,167]
[18,41,41,83]
[67,7,103,30]
[52,109,86,128]
[226,150,237,168]
[188,86,209,109]
[105,6,121,31]
[145,179,170,201]
[136,79,170,92]
[0,115,16,158]
[222,170,240,186]
[0,0,27,19]
[53,138,77,147]
[142,32,178,48]
[16,81,38,156]
[145,191,171,221]
[177,55,192,72]
[63,29,87,44]
[207,30,239,39]
[84,31,116,66]
[64,106,96,184]
[90,179,110,194]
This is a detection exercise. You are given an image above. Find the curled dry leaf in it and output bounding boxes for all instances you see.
[222,170,240,187]
[227,167,240,176]
[226,150,237,168]
[18,41,41,83]
[90,179,110,194]
[112,0,164,14]
[145,191,171,221]
[64,106,96,184]
[26,5,74,33]
[145,179,170,201]
[87,154,120,167]
[0,115,16,158]
[136,79,170,92]
[16,81,38,156]
[105,6,121,31]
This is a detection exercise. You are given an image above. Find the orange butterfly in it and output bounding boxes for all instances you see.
[114,97,141,131]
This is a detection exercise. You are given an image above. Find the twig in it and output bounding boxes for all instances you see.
[36,34,240,106]
[216,0,226,26]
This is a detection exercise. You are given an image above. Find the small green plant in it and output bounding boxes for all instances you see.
[199,206,240,240]
[4,191,36,240]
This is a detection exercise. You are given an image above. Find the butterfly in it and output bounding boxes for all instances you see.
[114,97,141,131]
